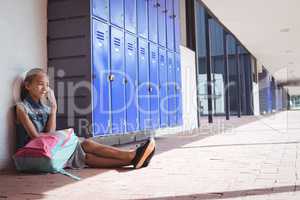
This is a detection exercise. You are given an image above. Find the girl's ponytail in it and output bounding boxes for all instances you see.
[20,82,28,101]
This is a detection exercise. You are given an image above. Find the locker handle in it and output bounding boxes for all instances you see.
[149,86,153,92]
[170,14,176,19]
[124,78,128,84]
[154,3,160,8]
[162,9,167,13]
[108,74,115,81]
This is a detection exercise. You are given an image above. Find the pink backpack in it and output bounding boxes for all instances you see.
[13,128,80,180]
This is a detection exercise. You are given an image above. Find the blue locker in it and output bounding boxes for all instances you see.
[92,19,111,136]
[167,51,176,126]
[174,0,180,52]
[110,26,126,133]
[148,0,158,43]
[110,0,124,28]
[166,0,174,50]
[125,0,137,33]
[159,47,168,127]
[125,33,139,132]
[92,0,109,21]
[138,38,150,130]
[175,53,182,125]
[268,80,272,113]
[158,0,166,47]
[137,0,148,39]
[149,43,160,129]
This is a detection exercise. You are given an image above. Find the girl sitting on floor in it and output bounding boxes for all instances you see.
[15,68,155,169]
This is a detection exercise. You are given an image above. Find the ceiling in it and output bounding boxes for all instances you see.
[201,0,300,95]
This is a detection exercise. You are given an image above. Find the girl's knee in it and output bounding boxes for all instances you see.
[81,139,94,152]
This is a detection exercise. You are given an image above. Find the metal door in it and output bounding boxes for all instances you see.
[148,0,158,43]
[175,53,182,125]
[110,26,126,133]
[149,43,160,129]
[125,33,139,132]
[158,0,166,47]
[92,19,111,136]
[125,0,137,33]
[166,0,174,50]
[110,0,124,28]
[137,0,148,39]
[167,51,176,126]
[92,0,109,21]
[159,47,168,127]
[138,38,150,130]
[174,0,180,52]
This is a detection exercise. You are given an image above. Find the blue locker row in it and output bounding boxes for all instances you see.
[92,19,182,136]
[92,0,180,52]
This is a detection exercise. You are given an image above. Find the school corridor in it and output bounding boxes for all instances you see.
[1,110,300,200]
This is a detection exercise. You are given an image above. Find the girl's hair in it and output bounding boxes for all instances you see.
[20,68,47,100]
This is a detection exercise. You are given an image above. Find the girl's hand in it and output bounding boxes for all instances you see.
[47,88,57,112]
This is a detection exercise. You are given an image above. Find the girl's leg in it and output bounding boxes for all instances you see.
[81,139,135,163]
[85,153,132,168]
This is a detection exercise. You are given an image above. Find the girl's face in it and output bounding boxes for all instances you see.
[25,72,49,101]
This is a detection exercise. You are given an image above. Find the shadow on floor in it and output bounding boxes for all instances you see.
[0,113,288,199]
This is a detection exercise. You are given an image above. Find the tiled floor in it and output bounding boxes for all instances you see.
[1,111,300,199]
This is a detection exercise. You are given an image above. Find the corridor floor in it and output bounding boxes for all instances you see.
[1,111,300,200]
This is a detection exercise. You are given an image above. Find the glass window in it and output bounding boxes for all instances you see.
[195,2,208,117]
[209,19,226,115]
[226,34,239,115]
[238,46,253,115]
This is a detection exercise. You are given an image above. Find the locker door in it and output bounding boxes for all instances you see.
[174,0,180,52]
[268,80,272,113]
[110,27,126,133]
[148,0,158,43]
[159,47,168,127]
[137,0,148,39]
[175,53,183,125]
[158,0,166,47]
[125,33,139,132]
[166,0,174,50]
[110,0,124,28]
[149,43,160,129]
[125,0,137,33]
[92,19,110,136]
[92,0,109,21]
[167,51,176,126]
[138,38,150,130]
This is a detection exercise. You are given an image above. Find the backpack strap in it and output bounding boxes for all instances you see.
[58,169,81,181]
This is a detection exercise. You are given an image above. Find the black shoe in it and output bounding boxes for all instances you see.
[141,147,155,168]
[132,138,155,169]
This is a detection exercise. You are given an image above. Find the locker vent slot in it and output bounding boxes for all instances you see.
[151,52,156,59]
[140,47,145,55]
[96,31,104,41]
[114,37,121,47]
[128,43,134,51]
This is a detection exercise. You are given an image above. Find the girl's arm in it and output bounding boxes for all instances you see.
[16,105,39,139]
[44,88,57,133]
